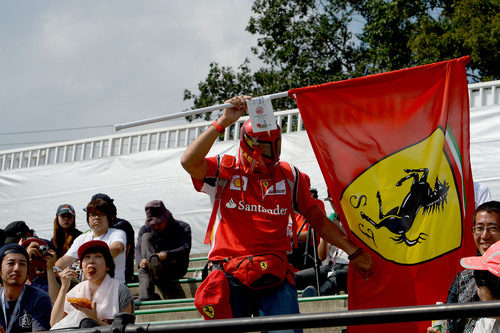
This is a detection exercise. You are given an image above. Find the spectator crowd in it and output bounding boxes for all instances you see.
[0,193,192,331]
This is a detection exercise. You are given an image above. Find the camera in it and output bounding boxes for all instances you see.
[39,245,48,255]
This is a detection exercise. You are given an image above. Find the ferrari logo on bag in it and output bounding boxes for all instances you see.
[260,261,268,270]
[340,128,462,265]
[202,305,215,319]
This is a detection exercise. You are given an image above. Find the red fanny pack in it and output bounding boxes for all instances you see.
[223,253,290,290]
[194,269,233,320]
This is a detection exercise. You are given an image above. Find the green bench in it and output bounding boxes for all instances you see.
[134,294,348,314]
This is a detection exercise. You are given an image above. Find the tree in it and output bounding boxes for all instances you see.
[409,0,499,81]
[182,60,255,121]
[353,0,499,81]
[184,0,499,119]
[351,0,442,74]
[247,0,359,86]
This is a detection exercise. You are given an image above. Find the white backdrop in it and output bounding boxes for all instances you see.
[0,132,326,253]
[1,106,499,254]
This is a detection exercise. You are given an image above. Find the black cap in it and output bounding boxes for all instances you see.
[57,204,75,216]
[0,243,29,264]
[145,200,172,226]
[91,193,113,203]
[88,193,117,218]
[0,230,5,247]
[4,221,33,245]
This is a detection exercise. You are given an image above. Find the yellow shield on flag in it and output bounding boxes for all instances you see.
[340,128,462,265]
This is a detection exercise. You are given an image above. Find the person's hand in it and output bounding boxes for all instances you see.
[44,249,57,270]
[139,258,149,269]
[72,301,99,322]
[426,327,437,332]
[157,252,167,261]
[26,242,41,259]
[351,251,373,279]
[58,267,78,288]
[218,95,252,128]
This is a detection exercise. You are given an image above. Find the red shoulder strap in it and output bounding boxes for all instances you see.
[204,155,236,245]
[277,162,300,248]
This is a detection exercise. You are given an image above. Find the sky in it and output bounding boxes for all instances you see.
[0,1,261,150]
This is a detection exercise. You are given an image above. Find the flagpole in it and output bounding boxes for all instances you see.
[114,91,290,131]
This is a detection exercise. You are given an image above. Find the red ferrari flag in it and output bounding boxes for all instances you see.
[289,57,475,332]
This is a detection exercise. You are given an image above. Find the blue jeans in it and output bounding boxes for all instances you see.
[226,273,302,333]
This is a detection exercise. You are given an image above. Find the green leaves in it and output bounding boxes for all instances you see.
[184,0,499,121]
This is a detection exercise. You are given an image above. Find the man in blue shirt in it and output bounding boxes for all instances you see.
[0,243,52,332]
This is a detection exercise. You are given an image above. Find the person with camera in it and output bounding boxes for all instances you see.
[21,237,59,303]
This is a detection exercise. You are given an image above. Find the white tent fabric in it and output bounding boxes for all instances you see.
[1,106,499,254]
[0,132,326,253]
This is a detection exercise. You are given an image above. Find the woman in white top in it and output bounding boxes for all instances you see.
[50,240,133,328]
[55,198,127,283]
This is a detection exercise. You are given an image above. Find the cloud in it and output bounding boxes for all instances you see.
[0,1,260,148]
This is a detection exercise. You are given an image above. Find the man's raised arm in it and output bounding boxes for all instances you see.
[181,96,250,180]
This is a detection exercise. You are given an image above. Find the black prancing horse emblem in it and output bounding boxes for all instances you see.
[360,168,450,246]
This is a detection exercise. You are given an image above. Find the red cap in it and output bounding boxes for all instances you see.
[77,240,110,262]
[21,237,48,249]
[194,269,232,320]
[461,240,500,277]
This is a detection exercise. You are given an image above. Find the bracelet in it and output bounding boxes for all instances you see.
[348,248,363,261]
[212,120,225,133]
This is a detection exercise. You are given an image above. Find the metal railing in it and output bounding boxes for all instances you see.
[469,80,500,109]
[0,110,303,171]
[2,80,499,172]
[39,300,500,332]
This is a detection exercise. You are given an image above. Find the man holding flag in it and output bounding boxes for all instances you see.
[181,95,372,328]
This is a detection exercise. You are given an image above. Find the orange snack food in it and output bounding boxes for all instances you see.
[67,297,93,309]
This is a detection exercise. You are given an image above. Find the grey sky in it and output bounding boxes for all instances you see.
[0,1,260,150]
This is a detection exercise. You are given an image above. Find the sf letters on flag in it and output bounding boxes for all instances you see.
[290,57,475,332]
